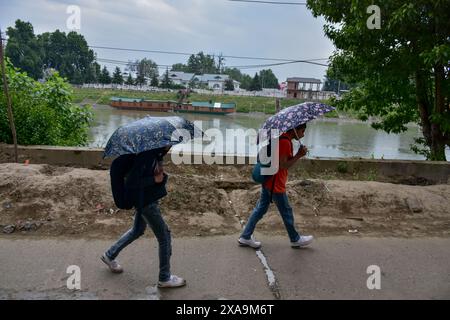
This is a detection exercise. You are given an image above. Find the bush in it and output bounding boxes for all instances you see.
[0,61,93,146]
[336,162,349,174]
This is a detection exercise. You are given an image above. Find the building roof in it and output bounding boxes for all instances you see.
[193,74,230,82]
[110,97,143,103]
[111,97,179,103]
[191,101,236,109]
[287,77,322,84]
[159,71,195,82]
[161,71,236,83]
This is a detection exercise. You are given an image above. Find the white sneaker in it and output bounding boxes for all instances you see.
[291,235,314,248]
[158,275,186,288]
[101,253,123,273]
[238,236,262,249]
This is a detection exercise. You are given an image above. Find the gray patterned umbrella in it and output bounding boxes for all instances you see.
[262,102,335,134]
[103,116,203,158]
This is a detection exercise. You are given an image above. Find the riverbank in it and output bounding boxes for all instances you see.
[72,86,345,117]
[1,163,449,239]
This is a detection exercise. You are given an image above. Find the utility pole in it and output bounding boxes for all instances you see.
[0,29,18,163]
[217,53,225,74]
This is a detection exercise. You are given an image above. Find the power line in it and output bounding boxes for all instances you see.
[228,0,307,5]
[232,59,328,68]
[96,58,172,70]
[96,56,328,70]
[90,45,328,63]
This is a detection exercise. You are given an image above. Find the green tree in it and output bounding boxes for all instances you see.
[99,66,111,84]
[223,67,243,82]
[135,73,146,86]
[0,60,92,146]
[308,0,450,161]
[38,30,95,84]
[250,73,262,91]
[85,61,101,83]
[125,73,134,85]
[186,52,219,74]
[150,74,159,87]
[6,20,98,83]
[160,68,172,88]
[259,69,280,89]
[112,67,123,85]
[5,20,43,79]
[224,78,235,91]
[171,63,188,72]
[128,58,158,85]
[240,74,253,90]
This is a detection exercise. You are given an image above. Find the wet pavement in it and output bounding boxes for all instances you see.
[0,235,449,300]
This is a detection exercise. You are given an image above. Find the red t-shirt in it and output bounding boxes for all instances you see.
[263,133,293,194]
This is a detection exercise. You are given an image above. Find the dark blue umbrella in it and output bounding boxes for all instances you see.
[262,102,335,134]
[103,116,203,158]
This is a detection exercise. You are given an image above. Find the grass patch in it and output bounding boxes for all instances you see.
[336,162,349,174]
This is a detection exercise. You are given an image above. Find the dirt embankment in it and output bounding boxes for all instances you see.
[0,163,449,239]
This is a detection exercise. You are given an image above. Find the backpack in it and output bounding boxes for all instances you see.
[110,150,168,210]
[110,154,136,210]
[252,136,291,185]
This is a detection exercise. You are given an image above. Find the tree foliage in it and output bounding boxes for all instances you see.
[0,60,92,146]
[128,58,158,86]
[5,20,43,80]
[224,78,235,91]
[171,63,189,73]
[99,66,111,84]
[6,20,98,84]
[308,0,450,160]
[250,73,262,91]
[125,73,134,85]
[160,69,172,89]
[150,74,159,87]
[172,52,219,74]
[239,74,253,90]
[38,29,96,84]
[112,67,123,85]
[223,67,244,82]
[259,69,280,89]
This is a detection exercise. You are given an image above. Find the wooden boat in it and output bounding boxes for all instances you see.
[109,97,236,115]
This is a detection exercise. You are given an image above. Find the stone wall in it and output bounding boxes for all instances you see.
[1,143,449,184]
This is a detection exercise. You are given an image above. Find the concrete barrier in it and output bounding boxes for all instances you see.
[1,143,449,184]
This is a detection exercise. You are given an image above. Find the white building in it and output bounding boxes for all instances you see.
[193,74,228,91]
[161,71,240,90]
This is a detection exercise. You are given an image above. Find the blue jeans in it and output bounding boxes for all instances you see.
[241,187,300,243]
[105,202,172,282]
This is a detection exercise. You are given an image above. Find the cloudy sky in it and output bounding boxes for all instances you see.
[0,0,335,82]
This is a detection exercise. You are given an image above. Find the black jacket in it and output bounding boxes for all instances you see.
[112,149,168,210]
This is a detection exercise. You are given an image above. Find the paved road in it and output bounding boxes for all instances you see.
[0,235,449,300]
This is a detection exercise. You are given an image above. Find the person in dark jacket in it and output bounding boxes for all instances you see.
[101,146,186,288]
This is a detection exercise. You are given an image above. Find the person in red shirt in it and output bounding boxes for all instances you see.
[239,123,313,249]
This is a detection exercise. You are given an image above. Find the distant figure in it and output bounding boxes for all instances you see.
[101,146,186,288]
[239,123,314,249]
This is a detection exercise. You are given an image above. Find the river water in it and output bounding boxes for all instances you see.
[88,104,450,160]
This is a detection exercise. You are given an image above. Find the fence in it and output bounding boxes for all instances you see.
[78,84,334,100]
